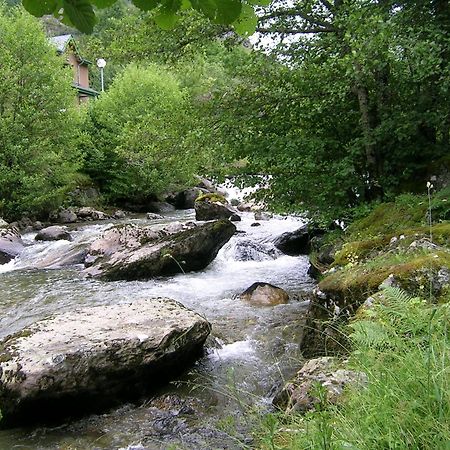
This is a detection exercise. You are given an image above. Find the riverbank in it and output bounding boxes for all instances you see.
[258,190,450,448]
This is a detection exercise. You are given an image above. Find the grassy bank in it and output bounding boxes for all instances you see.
[258,288,450,449]
[257,191,450,449]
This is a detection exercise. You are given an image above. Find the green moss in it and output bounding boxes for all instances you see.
[334,236,389,265]
[347,194,427,240]
[0,329,33,363]
[320,250,450,304]
[195,193,228,204]
[0,352,12,363]
[333,222,450,268]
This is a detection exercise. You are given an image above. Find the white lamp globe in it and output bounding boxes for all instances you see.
[96,58,106,68]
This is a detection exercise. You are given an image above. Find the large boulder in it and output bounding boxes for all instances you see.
[194,195,239,221]
[274,225,311,255]
[166,188,206,210]
[35,226,71,242]
[0,227,24,264]
[147,201,176,214]
[84,219,236,281]
[273,357,367,413]
[0,218,8,228]
[239,282,289,306]
[0,298,211,426]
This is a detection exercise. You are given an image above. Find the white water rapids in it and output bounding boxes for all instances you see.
[0,209,314,449]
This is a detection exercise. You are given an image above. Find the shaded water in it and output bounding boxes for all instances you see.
[0,210,314,449]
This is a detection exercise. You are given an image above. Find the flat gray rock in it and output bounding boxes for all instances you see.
[0,298,211,426]
[35,225,71,241]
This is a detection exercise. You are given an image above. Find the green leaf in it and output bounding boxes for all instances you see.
[233,3,257,36]
[246,0,271,6]
[191,0,241,24]
[132,0,161,10]
[91,0,116,8]
[214,0,241,23]
[63,0,97,33]
[180,0,191,10]
[22,0,58,16]
[153,0,181,29]
[154,11,178,29]
[190,0,216,19]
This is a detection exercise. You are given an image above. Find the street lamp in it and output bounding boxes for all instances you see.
[96,58,106,92]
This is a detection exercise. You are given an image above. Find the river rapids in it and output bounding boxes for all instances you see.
[0,209,314,449]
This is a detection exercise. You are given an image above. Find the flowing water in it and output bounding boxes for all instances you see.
[0,209,314,449]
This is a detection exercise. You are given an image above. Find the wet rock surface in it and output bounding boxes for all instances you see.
[274,224,311,255]
[166,188,205,209]
[84,220,236,280]
[0,227,24,264]
[233,239,278,262]
[194,200,238,221]
[239,282,289,306]
[273,356,367,413]
[147,201,176,214]
[146,212,164,220]
[0,298,211,426]
[35,226,71,242]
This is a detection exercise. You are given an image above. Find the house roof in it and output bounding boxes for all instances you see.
[49,34,92,65]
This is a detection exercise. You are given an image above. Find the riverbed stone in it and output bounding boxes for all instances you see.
[84,219,236,280]
[76,207,109,221]
[166,188,206,209]
[147,201,176,214]
[233,240,277,262]
[273,357,367,413]
[53,208,78,224]
[35,226,71,242]
[194,199,238,221]
[147,212,164,220]
[239,282,289,306]
[274,224,310,255]
[0,227,24,264]
[0,298,211,426]
[254,211,272,221]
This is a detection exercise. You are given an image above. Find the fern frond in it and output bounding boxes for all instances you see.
[349,320,392,349]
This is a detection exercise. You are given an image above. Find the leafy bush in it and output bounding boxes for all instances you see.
[83,64,202,204]
[0,5,82,220]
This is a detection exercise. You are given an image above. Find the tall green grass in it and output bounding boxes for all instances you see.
[259,288,450,449]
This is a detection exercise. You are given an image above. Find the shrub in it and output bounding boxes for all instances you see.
[83,64,202,205]
[0,5,82,220]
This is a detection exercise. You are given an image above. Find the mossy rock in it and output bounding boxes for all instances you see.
[333,223,450,267]
[320,250,450,310]
[195,193,228,205]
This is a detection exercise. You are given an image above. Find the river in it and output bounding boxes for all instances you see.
[0,209,314,449]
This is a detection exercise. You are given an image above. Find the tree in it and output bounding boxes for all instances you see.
[21,0,268,34]
[83,64,204,205]
[0,5,82,220]
[202,0,450,220]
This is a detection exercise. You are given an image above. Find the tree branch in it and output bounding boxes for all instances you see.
[319,0,334,11]
[259,7,333,30]
[256,27,336,34]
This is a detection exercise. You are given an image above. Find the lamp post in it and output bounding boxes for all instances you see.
[96,58,106,92]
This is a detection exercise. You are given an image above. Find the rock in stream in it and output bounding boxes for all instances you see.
[0,298,211,427]
[84,219,236,281]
